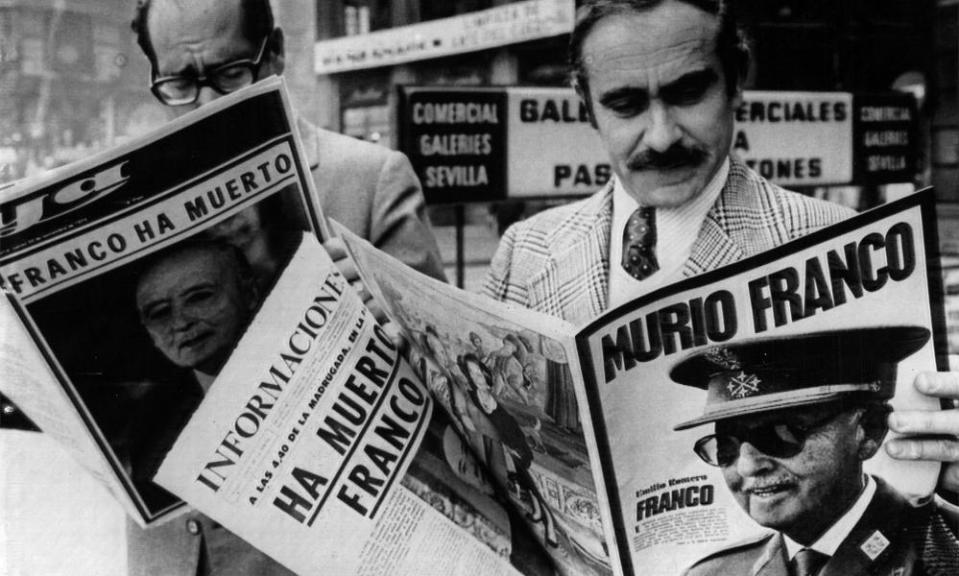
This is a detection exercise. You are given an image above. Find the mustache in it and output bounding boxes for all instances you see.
[627,144,708,171]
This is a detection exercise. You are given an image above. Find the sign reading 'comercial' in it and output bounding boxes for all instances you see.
[400,88,507,204]
[399,87,919,204]
[853,93,919,184]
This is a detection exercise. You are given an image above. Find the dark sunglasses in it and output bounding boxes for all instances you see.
[693,407,848,467]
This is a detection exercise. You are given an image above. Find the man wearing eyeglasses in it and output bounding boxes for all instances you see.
[130,0,445,283]
[673,326,959,576]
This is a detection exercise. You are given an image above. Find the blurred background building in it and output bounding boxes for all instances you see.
[3,0,959,425]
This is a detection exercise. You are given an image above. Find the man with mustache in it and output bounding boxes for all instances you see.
[484,0,959,509]
[672,327,959,576]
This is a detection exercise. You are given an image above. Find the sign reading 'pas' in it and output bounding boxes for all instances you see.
[398,87,919,204]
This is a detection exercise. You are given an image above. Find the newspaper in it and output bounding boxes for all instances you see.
[155,235,553,575]
[0,78,326,526]
[339,189,945,576]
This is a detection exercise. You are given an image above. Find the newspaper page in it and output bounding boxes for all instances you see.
[338,223,618,576]
[0,77,325,526]
[156,235,553,576]
[574,189,945,575]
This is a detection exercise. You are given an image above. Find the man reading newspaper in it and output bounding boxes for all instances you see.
[483,0,959,510]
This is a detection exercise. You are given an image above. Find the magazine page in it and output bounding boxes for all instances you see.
[573,190,945,576]
[156,235,553,576]
[337,223,620,576]
[0,77,325,526]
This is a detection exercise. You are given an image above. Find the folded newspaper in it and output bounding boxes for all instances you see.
[0,75,946,576]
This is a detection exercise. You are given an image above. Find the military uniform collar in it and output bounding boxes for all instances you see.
[783,475,875,559]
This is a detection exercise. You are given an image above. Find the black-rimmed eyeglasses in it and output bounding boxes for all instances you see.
[693,408,849,467]
[149,34,271,106]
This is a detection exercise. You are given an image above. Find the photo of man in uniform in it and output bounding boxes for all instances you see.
[671,326,959,576]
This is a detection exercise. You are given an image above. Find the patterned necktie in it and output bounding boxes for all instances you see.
[622,206,659,280]
[791,548,829,576]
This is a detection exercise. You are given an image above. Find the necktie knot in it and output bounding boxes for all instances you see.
[792,548,829,576]
[622,206,659,280]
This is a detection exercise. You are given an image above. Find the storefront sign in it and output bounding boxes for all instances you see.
[315,0,574,74]
[399,88,919,203]
[400,88,507,204]
[853,92,919,184]
[507,87,610,197]
[733,91,854,186]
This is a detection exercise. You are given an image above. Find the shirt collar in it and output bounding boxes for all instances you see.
[783,475,876,559]
[607,158,729,306]
[611,157,729,226]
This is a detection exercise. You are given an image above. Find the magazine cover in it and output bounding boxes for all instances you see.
[0,78,326,526]
[575,189,946,575]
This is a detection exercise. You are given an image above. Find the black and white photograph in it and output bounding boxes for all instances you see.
[3,1,959,576]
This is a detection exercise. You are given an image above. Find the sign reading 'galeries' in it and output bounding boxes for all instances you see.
[399,87,919,204]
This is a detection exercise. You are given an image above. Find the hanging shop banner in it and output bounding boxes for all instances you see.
[315,0,574,75]
[399,87,919,203]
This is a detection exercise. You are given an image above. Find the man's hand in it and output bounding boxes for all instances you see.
[885,371,959,492]
[323,237,406,351]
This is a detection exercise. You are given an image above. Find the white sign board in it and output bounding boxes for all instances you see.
[315,0,574,75]
[733,91,854,186]
[505,89,857,197]
[507,87,610,198]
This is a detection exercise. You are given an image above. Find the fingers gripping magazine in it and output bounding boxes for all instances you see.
[339,190,946,576]
[0,78,325,526]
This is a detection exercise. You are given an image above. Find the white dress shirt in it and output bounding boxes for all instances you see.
[783,474,877,560]
[608,158,730,309]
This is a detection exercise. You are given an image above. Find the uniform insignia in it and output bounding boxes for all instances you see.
[890,568,904,576]
[704,347,740,370]
[860,530,890,560]
[727,371,761,398]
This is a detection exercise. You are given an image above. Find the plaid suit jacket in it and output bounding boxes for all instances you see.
[483,157,855,325]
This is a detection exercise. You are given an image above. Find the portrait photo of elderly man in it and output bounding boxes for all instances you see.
[672,326,959,576]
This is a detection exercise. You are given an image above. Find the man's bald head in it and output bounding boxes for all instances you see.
[132,0,275,69]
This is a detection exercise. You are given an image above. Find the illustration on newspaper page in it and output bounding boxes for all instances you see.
[0,78,324,526]
[340,189,945,576]
[338,224,617,576]
[575,189,945,576]
[155,235,554,576]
